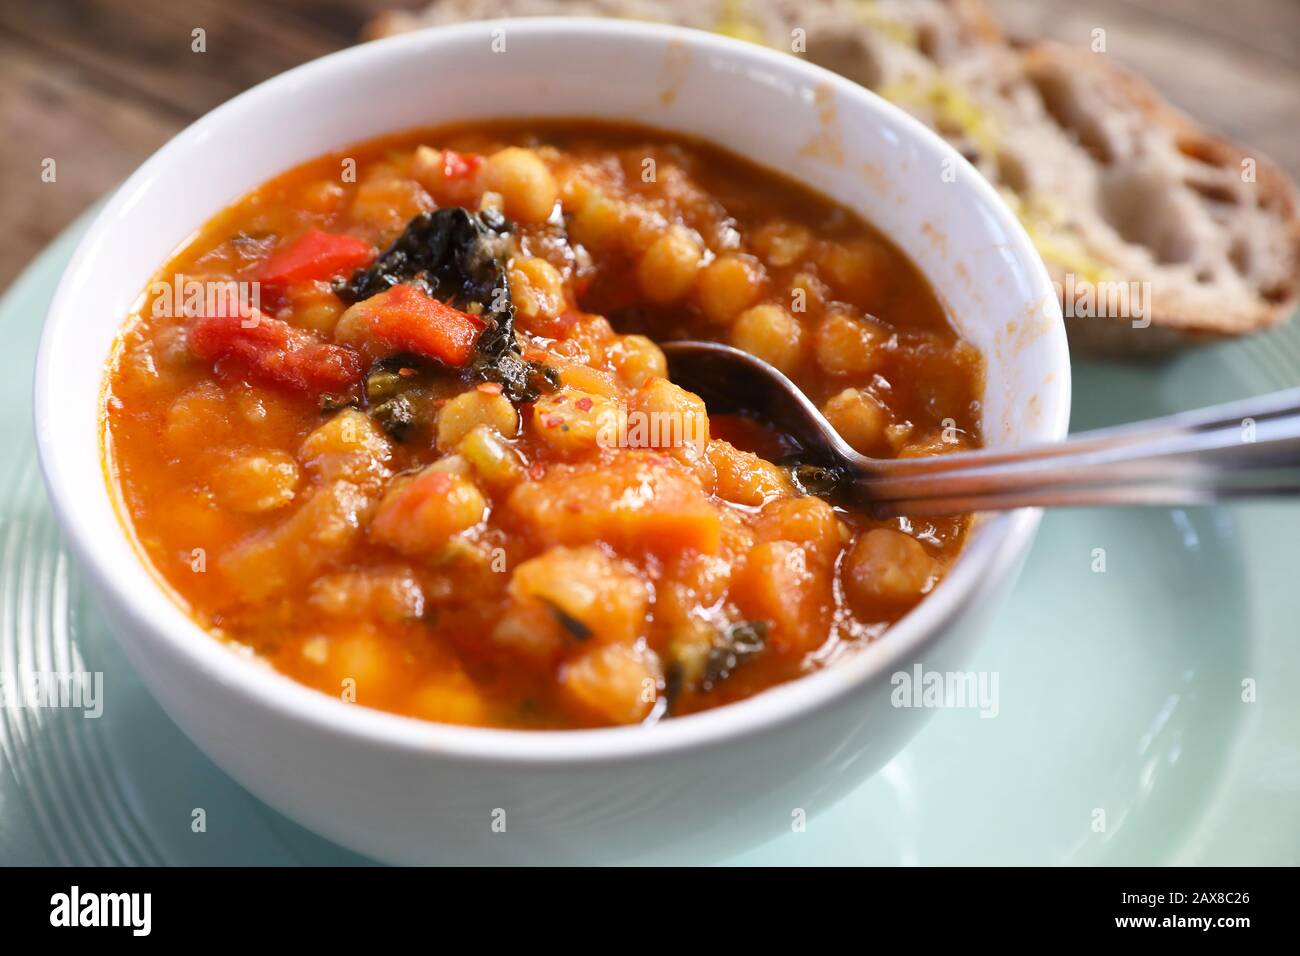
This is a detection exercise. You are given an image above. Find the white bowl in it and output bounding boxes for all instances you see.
[34,17,1069,864]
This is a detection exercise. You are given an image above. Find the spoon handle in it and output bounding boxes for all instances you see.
[858,392,1300,516]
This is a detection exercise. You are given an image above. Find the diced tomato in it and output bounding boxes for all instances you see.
[441,149,483,181]
[334,284,487,367]
[259,230,375,289]
[189,310,363,395]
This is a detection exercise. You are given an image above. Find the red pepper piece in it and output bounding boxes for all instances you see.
[335,284,486,367]
[259,229,375,289]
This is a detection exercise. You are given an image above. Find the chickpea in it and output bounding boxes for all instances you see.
[482,147,557,223]
[822,388,889,456]
[349,168,432,233]
[813,310,887,377]
[287,282,344,334]
[628,377,710,452]
[625,377,711,482]
[531,387,623,457]
[457,424,526,490]
[623,206,672,255]
[370,469,488,557]
[509,256,566,322]
[436,389,519,451]
[843,528,938,606]
[787,270,829,317]
[558,169,592,208]
[569,190,624,252]
[410,145,444,191]
[751,220,812,267]
[212,451,300,513]
[695,254,765,324]
[607,334,668,388]
[707,439,791,506]
[636,227,703,304]
[731,303,803,374]
[301,408,393,485]
[815,238,891,308]
[410,145,483,205]
[554,313,615,367]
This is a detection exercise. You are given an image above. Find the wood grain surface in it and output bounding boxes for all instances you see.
[1,0,1297,289]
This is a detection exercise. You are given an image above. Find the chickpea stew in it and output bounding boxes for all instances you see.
[103,122,983,729]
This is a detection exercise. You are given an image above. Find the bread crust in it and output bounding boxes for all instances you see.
[1018,42,1300,356]
[365,0,1300,358]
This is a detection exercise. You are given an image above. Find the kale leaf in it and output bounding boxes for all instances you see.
[702,620,770,690]
[336,207,556,402]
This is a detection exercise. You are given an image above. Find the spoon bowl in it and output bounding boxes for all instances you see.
[663,340,1300,516]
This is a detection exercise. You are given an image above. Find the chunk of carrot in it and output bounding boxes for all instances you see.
[507,452,721,555]
[731,540,833,655]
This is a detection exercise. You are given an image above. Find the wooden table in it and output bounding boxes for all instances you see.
[3,0,1298,289]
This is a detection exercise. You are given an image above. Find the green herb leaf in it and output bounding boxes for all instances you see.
[544,601,593,641]
[702,619,769,689]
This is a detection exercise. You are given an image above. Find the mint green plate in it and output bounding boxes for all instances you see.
[3,215,1297,865]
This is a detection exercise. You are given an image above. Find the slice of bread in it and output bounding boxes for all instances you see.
[367,0,1300,356]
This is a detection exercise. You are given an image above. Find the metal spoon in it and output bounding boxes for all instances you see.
[661,340,1300,517]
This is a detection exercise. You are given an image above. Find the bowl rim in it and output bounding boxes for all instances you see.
[34,15,1071,765]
